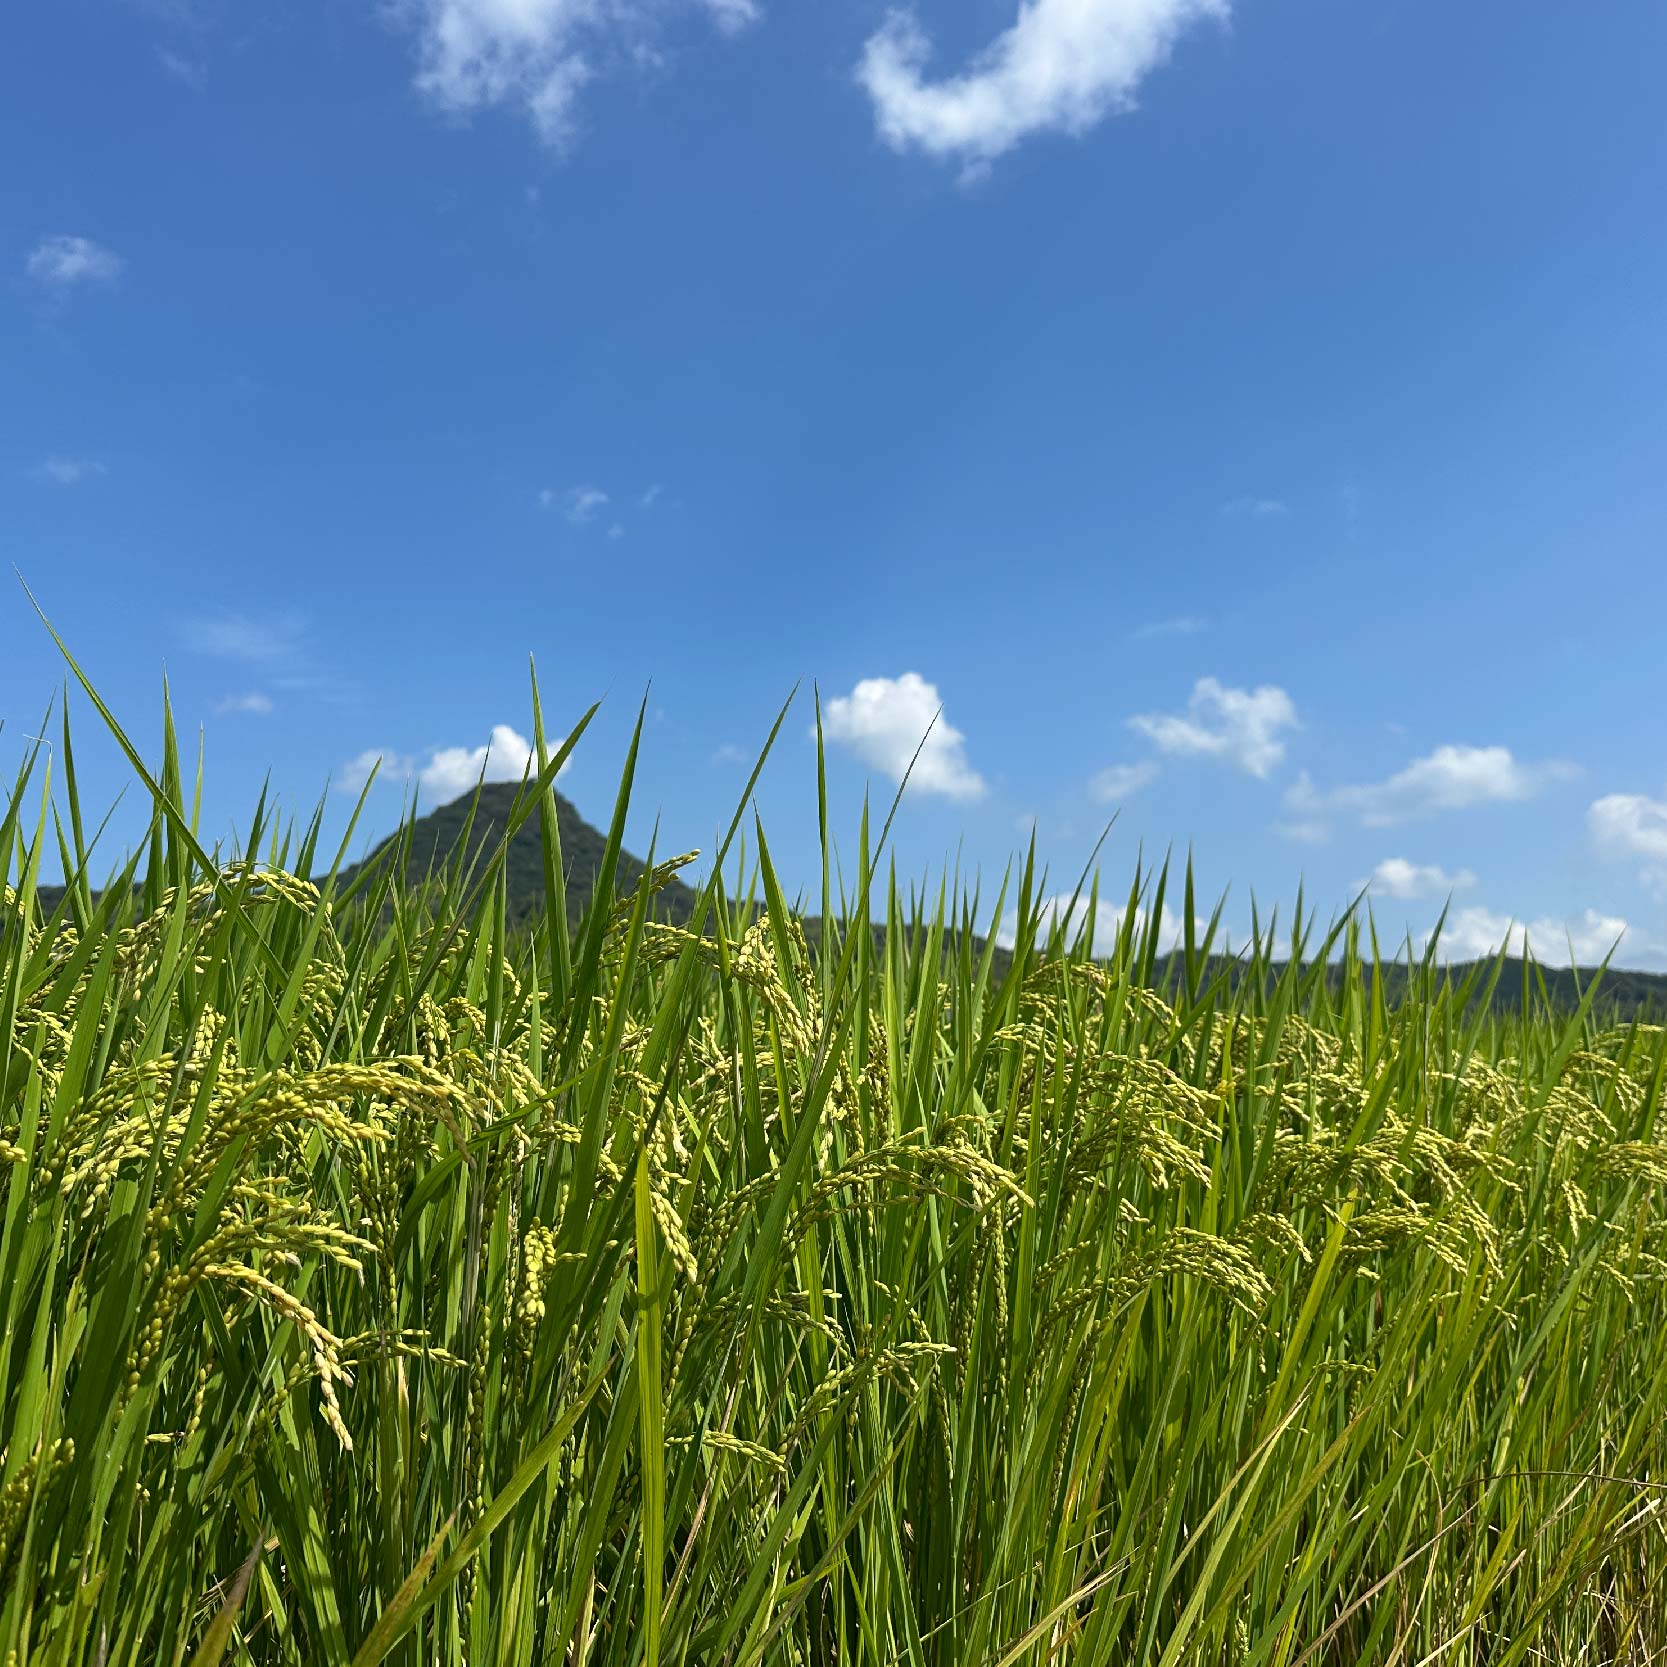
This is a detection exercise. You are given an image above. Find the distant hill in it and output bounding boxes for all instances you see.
[23,782,1667,1021]
[333,781,698,927]
[1141,951,1667,1024]
[334,788,1666,1020]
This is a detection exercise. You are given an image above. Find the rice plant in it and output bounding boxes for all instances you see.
[2,661,1665,1665]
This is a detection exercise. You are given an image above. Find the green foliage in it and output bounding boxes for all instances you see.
[3,677,1666,1665]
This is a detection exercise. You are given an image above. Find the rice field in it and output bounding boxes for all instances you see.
[3,672,1666,1665]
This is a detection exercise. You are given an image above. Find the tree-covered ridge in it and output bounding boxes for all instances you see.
[339,784,1666,1019]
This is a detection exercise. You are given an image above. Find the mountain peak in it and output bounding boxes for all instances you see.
[339,779,697,925]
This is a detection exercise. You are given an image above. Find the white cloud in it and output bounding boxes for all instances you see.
[712,742,747,765]
[1001,893,1188,957]
[1589,788,1667,862]
[407,0,758,146]
[1362,857,1476,901]
[419,724,538,800]
[33,456,106,486]
[1129,677,1297,778]
[701,0,759,28]
[338,724,560,801]
[338,748,416,794]
[1090,761,1158,802]
[640,483,663,509]
[1288,745,1578,830]
[1590,787,1667,897]
[1431,906,1629,968]
[562,485,608,522]
[27,235,123,286]
[857,0,1226,169]
[821,672,986,800]
[214,692,275,716]
[1221,496,1287,517]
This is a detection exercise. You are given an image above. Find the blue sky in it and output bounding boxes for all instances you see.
[5,0,1667,965]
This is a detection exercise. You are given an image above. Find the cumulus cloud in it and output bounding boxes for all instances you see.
[214,692,275,716]
[857,0,1225,169]
[27,235,122,286]
[338,724,559,801]
[1129,677,1297,778]
[1287,745,1578,830]
[407,0,758,146]
[1362,857,1476,901]
[1431,907,1629,968]
[1589,787,1667,863]
[419,723,538,800]
[1090,761,1158,802]
[338,748,416,795]
[33,456,107,486]
[821,672,985,800]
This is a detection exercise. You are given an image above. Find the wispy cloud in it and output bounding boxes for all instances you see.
[858,0,1226,171]
[1129,677,1298,778]
[542,485,609,524]
[1131,615,1207,640]
[33,456,106,486]
[821,672,986,801]
[1361,857,1476,901]
[184,612,357,705]
[1221,496,1287,517]
[27,235,123,287]
[214,692,275,717]
[182,613,307,665]
[1287,745,1578,830]
[639,483,663,509]
[157,47,206,88]
[1090,761,1158,802]
[1274,819,1330,846]
[1430,906,1629,968]
[405,0,759,147]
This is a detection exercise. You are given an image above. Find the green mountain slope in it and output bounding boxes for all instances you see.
[335,780,698,926]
